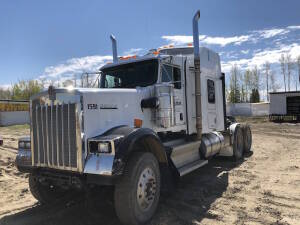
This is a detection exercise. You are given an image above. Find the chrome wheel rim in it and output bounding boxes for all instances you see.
[136,167,157,211]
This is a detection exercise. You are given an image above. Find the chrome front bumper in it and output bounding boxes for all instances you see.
[16,148,116,176]
[16,149,32,172]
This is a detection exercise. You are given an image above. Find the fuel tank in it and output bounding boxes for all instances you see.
[200,131,225,158]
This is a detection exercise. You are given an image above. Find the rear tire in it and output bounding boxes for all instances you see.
[242,124,252,153]
[114,152,160,225]
[233,125,244,161]
[29,174,66,204]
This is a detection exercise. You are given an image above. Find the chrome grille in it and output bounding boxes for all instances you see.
[32,103,78,170]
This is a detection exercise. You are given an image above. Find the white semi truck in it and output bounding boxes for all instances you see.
[16,10,252,225]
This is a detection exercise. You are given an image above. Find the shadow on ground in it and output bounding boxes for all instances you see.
[0,157,243,225]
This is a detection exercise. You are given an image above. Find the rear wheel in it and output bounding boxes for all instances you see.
[242,124,252,153]
[233,125,244,161]
[114,152,160,225]
[29,174,66,204]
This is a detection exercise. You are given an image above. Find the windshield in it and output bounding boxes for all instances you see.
[100,59,158,88]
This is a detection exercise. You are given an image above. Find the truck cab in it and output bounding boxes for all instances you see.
[16,10,252,225]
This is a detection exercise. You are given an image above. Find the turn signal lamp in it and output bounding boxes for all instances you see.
[120,55,137,60]
[134,118,143,128]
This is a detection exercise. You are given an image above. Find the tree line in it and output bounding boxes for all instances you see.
[0,80,43,101]
[227,53,300,103]
[0,73,100,100]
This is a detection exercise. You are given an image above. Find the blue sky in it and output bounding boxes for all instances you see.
[1,0,300,91]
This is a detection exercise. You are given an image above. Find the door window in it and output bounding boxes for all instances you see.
[161,65,181,89]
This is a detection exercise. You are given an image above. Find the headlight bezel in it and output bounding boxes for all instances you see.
[88,135,123,155]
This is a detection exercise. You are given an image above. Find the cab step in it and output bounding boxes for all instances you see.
[178,159,208,176]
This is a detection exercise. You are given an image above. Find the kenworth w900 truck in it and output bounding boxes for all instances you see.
[16,10,252,225]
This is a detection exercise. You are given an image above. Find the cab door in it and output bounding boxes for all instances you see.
[161,59,185,126]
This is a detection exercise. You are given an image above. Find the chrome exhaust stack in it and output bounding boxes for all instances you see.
[192,10,202,140]
[110,34,118,63]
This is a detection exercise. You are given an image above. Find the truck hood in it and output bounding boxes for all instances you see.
[30,86,154,142]
[80,87,153,139]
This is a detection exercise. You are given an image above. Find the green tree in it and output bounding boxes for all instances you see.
[250,88,260,103]
[11,80,42,100]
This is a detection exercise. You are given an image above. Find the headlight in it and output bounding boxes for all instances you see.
[25,142,31,149]
[89,140,113,154]
[18,141,31,149]
[19,141,25,148]
[98,142,111,153]
[88,135,123,154]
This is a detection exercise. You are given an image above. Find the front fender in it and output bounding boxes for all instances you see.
[84,126,168,176]
[112,127,168,175]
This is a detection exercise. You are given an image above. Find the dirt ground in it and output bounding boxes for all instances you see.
[0,118,300,225]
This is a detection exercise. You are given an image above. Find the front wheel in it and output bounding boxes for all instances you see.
[114,152,160,225]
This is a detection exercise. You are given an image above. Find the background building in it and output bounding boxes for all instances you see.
[269,91,300,122]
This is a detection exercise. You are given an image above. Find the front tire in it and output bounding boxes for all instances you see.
[114,152,160,225]
[29,174,66,204]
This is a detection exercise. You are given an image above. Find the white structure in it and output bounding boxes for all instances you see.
[269,91,300,115]
[0,100,29,126]
[0,111,30,126]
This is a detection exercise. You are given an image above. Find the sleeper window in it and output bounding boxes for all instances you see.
[207,79,215,103]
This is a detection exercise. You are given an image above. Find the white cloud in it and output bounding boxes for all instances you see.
[162,25,300,48]
[39,55,112,82]
[161,34,250,47]
[161,35,206,45]
[123,48,144,56]
[221,43,300,73]
[203,35,250,46]
[241,50,250,54]
[0,84,12,89]
[287,25,300,30]
[254,28,290,39]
